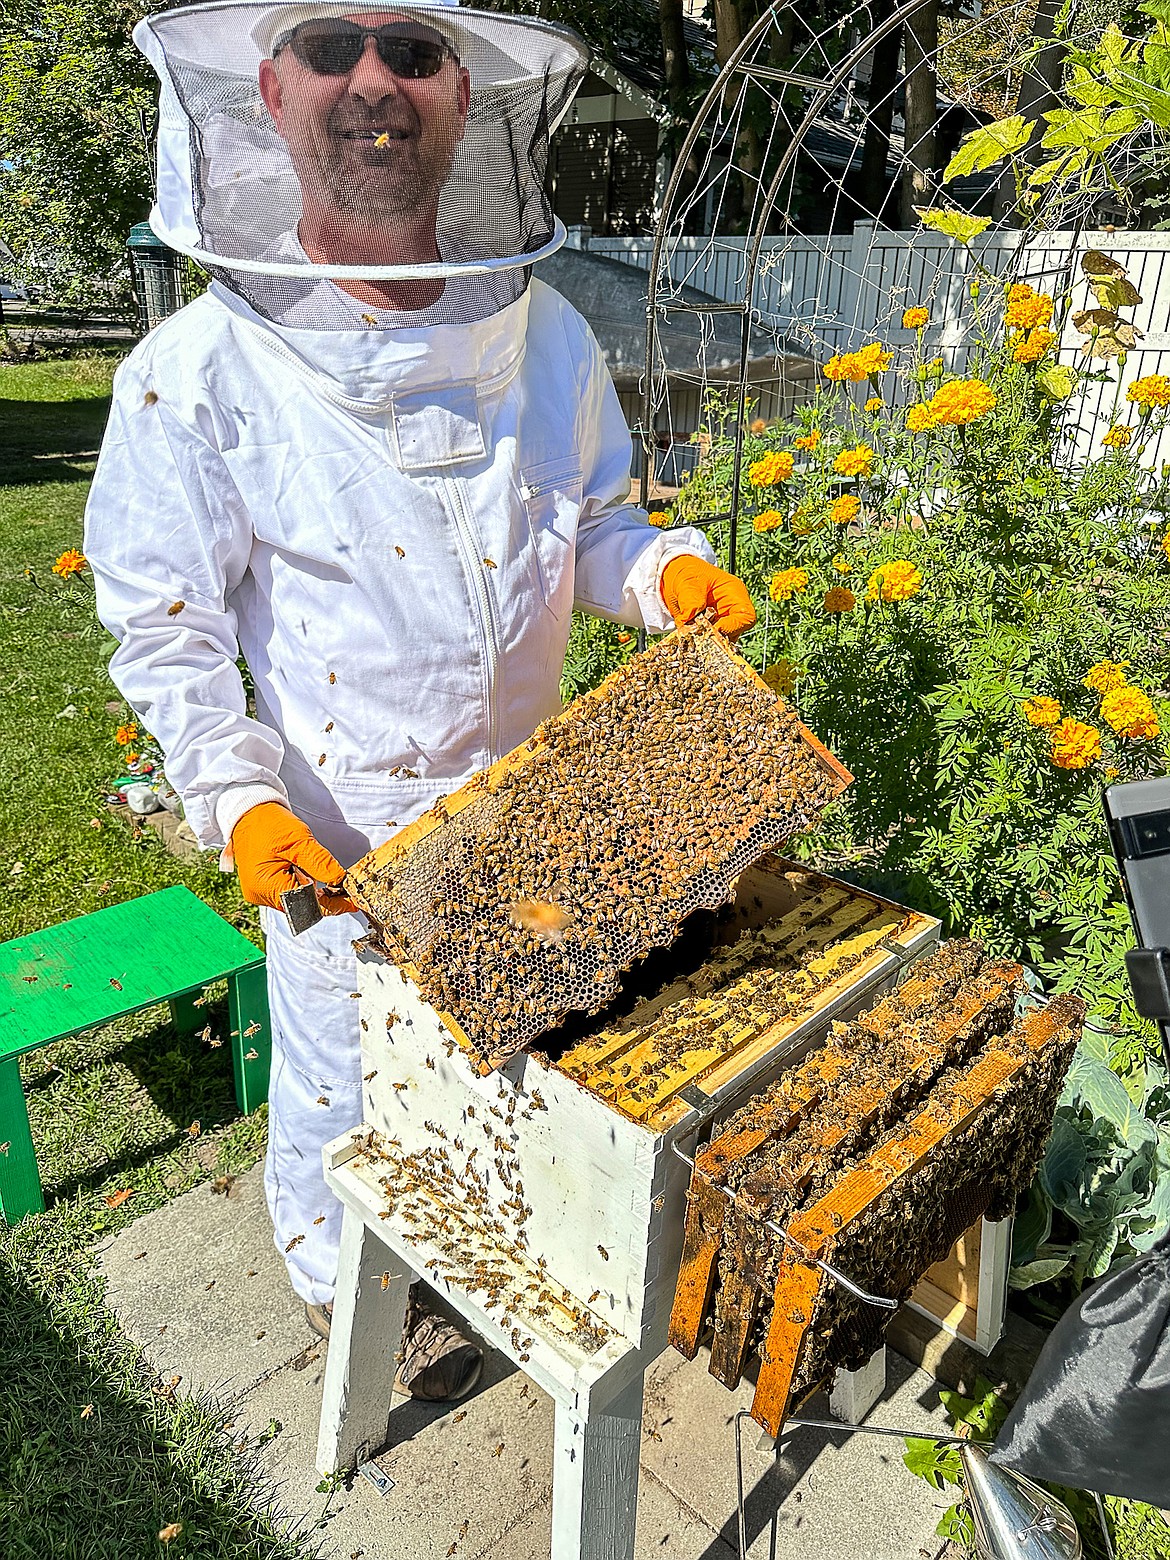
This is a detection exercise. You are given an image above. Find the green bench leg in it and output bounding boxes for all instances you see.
[169,988,206,1036]
[229,962,271,1115]
[0,1057,45,1226]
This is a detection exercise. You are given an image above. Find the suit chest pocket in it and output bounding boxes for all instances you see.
[520,458,583,618]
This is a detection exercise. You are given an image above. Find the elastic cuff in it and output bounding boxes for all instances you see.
[638,532,717,634]
[214,782,290,846]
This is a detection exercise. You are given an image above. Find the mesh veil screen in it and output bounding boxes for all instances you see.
[138,1,586,327]
[346,624,851,1068]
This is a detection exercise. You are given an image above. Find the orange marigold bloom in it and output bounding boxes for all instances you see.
[902,307,930,330]
[115,723,140,746]
[1005,283,1054,331]
[1021,697,1062,729]
[929,378,996,426]
[52,548,87,578]
[1102,425,1133,449]
[769,567,809,603]
[864,397,883,414]
[866,559,923,603]
[823,342,892,383]
[1050,718,1102,769]
[834,444,874,478]
[830,493,861,526]
[748,450,795,486]
[1128,374,1170,411]
[753,508,785,533]
[822,586,856,614]
[905,402,938,433]
[1012,327,1057,365]
[1101,686,1160,741]
[1083,659,1130,696]
[794,429,822,452]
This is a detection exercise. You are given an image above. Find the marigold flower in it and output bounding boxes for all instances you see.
[1102,424,1133,449]
[753,508,785,533]
[52,548,87,578]
[834,444,874,478]
[905,402,938,433]
[929,378,996,426]
[822,342,892,383]
[867,559,923,603]
[748,450,795,486]
[830,493,861,526]
[865,397,883,414]
[902,307,930,330]
[1050,718,1102,769]
[1012,327,1057,365]
[124,751,141,765]
[1021,697,1062,729]
[769,567,809,603]
[831,553,852,573]
[822,586,856,614]
[1163,531,1170,564]
[762,659,796,696]
[1101,685,1160,741]
[115,723,139,747]
[749,417,768,435]
[1005,283,1054,331]
[1083,659,1130,695]
[794,429,822,452]
[853,341,893,377]
[1127,374,1170,412]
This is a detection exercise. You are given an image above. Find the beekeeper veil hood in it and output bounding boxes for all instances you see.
[133,0,588,327]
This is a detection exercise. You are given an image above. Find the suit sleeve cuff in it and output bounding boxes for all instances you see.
[213,782,290,847]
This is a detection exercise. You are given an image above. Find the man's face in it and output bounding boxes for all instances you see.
[259,14,471,227]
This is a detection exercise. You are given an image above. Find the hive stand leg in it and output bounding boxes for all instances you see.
[316,1205,412,1475]
[169,987,203,1036]
[229,963,271,1113]
[828,1347,886,1425]
[0,1057,45,1226]
[551,1371,644,1560]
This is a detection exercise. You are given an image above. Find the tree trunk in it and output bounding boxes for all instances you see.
[992,0,1067,224]
[900,0,938,226]
[859,5,902,223]
[659,0,690,116]
[711,0,762,232]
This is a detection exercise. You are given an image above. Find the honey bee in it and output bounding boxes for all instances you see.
[425,1056,436,1071]
[361,312,379,325]
[392,1081,408,1093]
[483,557,497,570]
[313,1214,326,1226]
[597,1245,609,1261]
[144,390,159,406]
[452,1410,467,1424]
[285,1234,305,1252]
[318,754,326,766]
[325,721,334,733]
[167,600,185,616]
[329,671,337,684]
[364,1070,378,1081]
[395,546,406,559]
[316,1095,329,1106]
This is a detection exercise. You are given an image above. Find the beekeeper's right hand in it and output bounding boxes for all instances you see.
[230,802,357,916]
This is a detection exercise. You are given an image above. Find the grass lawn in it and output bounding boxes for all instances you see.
[0,359,314,1558]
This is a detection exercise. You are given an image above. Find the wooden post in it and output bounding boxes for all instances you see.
[229,962,271,1114]
[0,1057,44,1225]
[552,1372,644,1560]
[168,987,204,1036]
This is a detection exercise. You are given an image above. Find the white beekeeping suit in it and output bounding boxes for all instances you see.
[85,0,726,1309]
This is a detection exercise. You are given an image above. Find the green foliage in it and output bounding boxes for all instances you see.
[902,1377,1007,1544]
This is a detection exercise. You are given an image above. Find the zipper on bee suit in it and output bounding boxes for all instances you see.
[444,474,502,762]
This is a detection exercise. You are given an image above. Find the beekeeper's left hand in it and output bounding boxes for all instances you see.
[661,555,757,639]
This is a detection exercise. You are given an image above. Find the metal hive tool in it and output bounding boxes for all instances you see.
[345,622,851,1070]
[668,943,1085,1438]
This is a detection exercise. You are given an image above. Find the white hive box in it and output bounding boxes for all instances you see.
[356,857,940,1351]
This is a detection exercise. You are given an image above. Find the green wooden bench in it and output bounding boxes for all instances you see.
[0,885,270,1225]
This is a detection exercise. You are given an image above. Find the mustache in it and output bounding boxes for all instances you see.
[326,101,420,138]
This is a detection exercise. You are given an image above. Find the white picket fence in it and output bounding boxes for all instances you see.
[581,225,1170,475]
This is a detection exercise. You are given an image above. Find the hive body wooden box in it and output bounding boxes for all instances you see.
[355,858,941,1353]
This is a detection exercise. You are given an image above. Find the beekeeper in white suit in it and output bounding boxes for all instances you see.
[85,0,756,1401]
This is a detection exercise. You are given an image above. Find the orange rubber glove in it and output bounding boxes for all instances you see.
[231,802,357,917]
[661,555,757,639]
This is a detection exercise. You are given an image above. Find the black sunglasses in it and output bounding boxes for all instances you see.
[275,20,458,78]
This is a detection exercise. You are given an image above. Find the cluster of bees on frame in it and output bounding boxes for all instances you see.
[354,626,840,1066]
[688,940,1083,1394]
[559,904,892,1114]
[349,1064,612,1355]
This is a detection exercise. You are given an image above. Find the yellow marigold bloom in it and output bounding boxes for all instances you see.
[830,493,861,526]
[1163,531,1170,563]
[52,548,87,578]
[831,553,852,573]
[905,402,938,433]
[1012,327,1057,365]
[794,429,822,452]
[1101,685,1160,741]
[1050,718,1102,769]
[929,378,996,426]
[762,659,796,696]
[822,586,856,614]
[748,450,795,486]
[853,341,893,377]
[822,342,892,383]
[865,397,883,414]
[753,508,785,533]
[1004,283,1054,331]
[1102,424,1133,449]
[833,444,874,478]
[1021,697,1062,729]
[769,567,809,603]
[648,509,673,527]
[902,307,930,330]
[749,417,768,435]
[115,723,140,747]
[1083,659,1131,696]
[1128,374,1170,411]
[867,559,923,603]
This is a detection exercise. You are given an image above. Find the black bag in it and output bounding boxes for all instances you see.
[992,1227,1170,1506]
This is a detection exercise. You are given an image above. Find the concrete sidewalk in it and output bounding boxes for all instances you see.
[95,1165,958,1560]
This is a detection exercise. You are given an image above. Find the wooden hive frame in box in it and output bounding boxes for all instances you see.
[344,621,853,1072]
[669,971,1084,1438]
